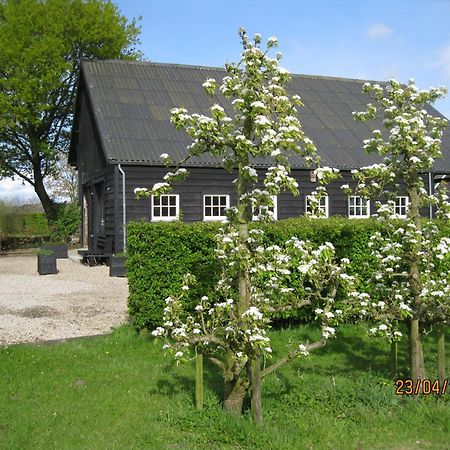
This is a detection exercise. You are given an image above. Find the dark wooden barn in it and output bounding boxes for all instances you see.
[68,60,450,260]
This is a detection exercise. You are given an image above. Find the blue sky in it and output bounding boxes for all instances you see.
[3,0,450,201]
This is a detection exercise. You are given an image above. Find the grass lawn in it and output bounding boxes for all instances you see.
[1,324,449,450]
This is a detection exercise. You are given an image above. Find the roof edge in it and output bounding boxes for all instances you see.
[80,59,385,85]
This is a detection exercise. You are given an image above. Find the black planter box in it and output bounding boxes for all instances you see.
[37,253,57,275]
[109,255,126,277]
[41,244,68,259]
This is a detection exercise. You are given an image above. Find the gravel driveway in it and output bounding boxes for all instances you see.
[0,251,129,345]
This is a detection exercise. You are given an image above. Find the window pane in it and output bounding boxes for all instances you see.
[170,207,176,216]
[205,206,212,216]
[153,197,161,207]
[169,196,176,206]
[161,196,168,206]
[213,196,219,206]
[162,207,169,217]
[205,197,211,206]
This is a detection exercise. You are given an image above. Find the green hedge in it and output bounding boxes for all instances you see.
[127,218,387,330]
[127,218,450,330]
[127,221,221,330]
[0,212,49,236]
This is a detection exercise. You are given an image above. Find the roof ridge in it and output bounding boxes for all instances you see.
[80,59,384,84]
[81,59,227,72]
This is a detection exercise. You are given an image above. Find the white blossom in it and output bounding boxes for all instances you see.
[151,327,165,337]
[298,344,309,356]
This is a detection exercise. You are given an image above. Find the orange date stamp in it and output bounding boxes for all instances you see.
[395,378,448,395]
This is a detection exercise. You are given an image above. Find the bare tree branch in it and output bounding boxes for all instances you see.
[260,339,326,379]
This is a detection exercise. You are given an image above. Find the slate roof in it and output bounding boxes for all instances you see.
[70,59,450,172]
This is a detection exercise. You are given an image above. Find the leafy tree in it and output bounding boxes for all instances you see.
[0,0,141,223]
[138,30,361,424]
[351,80,450,382]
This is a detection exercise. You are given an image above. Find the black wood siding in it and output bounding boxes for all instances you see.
[109,165,435,252]
[76,91,109,184]
[113,166,352,249]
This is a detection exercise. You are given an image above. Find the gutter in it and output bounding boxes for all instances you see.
[118,164,127,253]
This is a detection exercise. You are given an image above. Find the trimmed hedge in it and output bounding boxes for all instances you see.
[128,218,374,330]
[127,218,450,330]
[127,221,221,330]
[0,212,49,236]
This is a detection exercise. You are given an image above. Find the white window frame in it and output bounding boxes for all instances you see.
[151,194,180,222]
[252,195,278,221]
[395,196,409,218]
[203,194,230,221]
[305,194,329,218]
[348,196,370,219]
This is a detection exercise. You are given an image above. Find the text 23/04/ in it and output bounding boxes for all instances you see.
[395,379,448,395]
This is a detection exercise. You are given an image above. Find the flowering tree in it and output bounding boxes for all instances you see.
[136,30,362,424]
[351,79,450,382]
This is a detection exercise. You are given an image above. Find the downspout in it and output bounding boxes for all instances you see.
[428,171,433,219]
[118,164,127,253]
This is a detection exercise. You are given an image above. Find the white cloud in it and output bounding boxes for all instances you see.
[367,23,393,40]
[0,179,38,203]
[435,44,450,78]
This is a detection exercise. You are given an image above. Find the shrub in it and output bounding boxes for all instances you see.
[127,221,221,330]
[0,211,48,236]
[127,217,449,330]
[49,203,80,243]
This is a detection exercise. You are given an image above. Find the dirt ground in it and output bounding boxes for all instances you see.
[0,251,129,345]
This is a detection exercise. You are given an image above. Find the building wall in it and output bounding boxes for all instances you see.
[77,159,433,254]
[112,165,387,251]
[118,164,429,221]
[74,89,115,251]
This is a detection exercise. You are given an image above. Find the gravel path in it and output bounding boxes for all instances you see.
[0,251,129,345]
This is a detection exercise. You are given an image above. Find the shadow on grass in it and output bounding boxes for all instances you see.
[269,326,411,382]
[148,358,224,401]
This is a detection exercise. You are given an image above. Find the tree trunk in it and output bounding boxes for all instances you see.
[33,159,58,223]
[195,350,204,410]
[437,324,446,387]
[223,373,247,415]
[390,340,398,379]
[410,319,425,381]
[408,187,426,381]
[222,353,247,415]
[250,354,263,425]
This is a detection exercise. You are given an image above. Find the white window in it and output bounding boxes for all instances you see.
[252,196,278,221]
[151,194,179,221]
[395,196,409,218]
[348,196,370,218]
[203,194,229,221]
[305,194,329,218]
